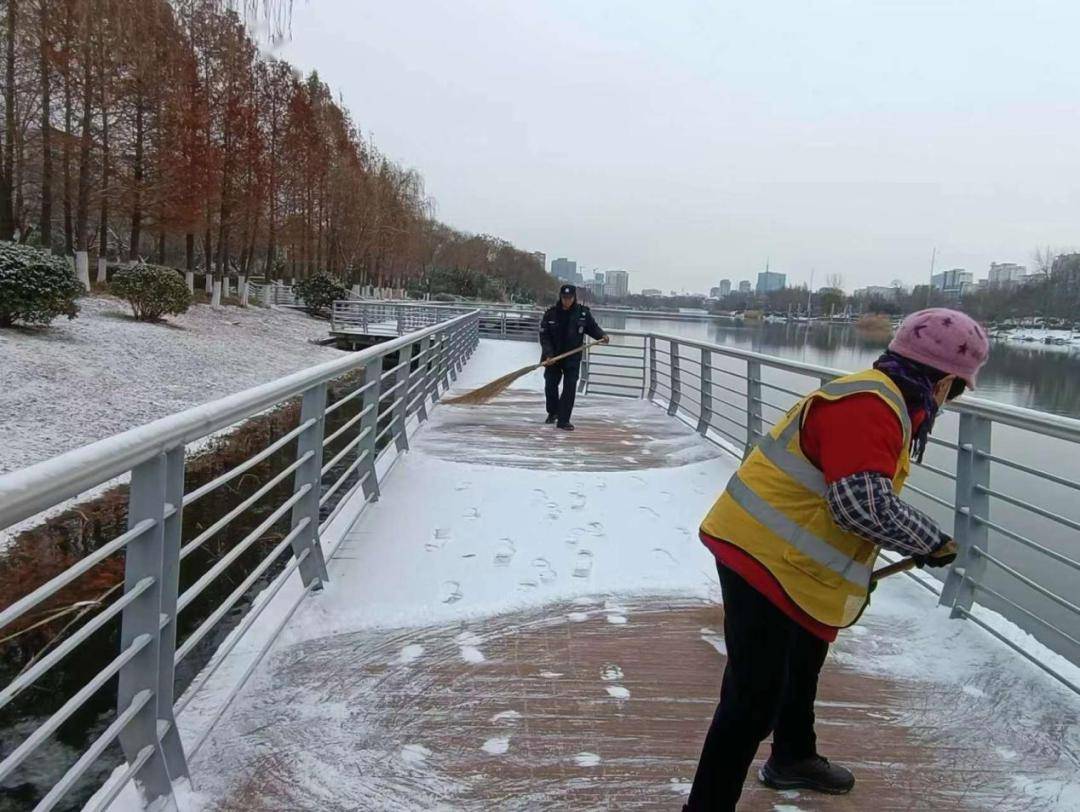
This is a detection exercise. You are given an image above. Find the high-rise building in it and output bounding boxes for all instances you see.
[594,271,605,284]
[988,262,1026,288]
[641,288,662,297]
[709,287,721,299]
[551,257,579,283]
[719,279,731,297]
[931,269,974,298]
[605,269,630,297]
[738,280,752,294]
[756,271,786,294]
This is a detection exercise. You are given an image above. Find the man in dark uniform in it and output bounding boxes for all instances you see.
[539,284,609,430]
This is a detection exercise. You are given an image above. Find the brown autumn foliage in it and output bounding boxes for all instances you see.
[0,0,553,301]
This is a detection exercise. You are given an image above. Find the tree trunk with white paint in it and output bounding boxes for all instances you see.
[185,271,194,292]
[75,251,90,289]
[211,279,222,307]
[96,256,107,284]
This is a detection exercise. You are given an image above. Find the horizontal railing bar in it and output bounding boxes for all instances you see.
[320,473,375,535]
[590,381,644,391]
[0,633,152,782]
[709,392,746,412]
[376,396,405,423]
[758,380,807,399]
[977,451,1080,493]
[0,313,480,528]
[972,547,1080,617]
[953,607,1080,696]
[33,688,154,812]
[178,486,311,613]
[752,397,790,414]
[704,407,748,429]
[0,519,155,632]
[323,406,369,447]
[179,452,312,561]
[183,419,316,508]
[587,360,646,370]
[707,364,750,384]
[379,359,411,381]
[588,371,644,382]
[707,377,747,399]
[374,421,399,446]
[319,452,371,509]
[927,436,959,451]
[322,379,377,417]
[176,548,312,716]
[320,429,370,477]
[903,482,955,511]
[915,462,956,481]
[174,520,307,664]
[971,581,1080,651]
[975,485,1080,534]
[0,576,154,712]
[971,513,1080,571]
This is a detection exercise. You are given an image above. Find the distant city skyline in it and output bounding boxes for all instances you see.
[281,2,1080,294]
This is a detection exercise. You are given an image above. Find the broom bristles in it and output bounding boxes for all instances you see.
[442,363,538,405]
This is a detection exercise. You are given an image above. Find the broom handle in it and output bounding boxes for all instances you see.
[871,557,917,582]
[541,340,604,366]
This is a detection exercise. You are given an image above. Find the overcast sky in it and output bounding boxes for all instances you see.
[278,0,1080,294]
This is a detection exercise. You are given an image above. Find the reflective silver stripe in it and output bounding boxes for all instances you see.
[727,473,872,587]
[757,419,828,495]
[820,378,911,441]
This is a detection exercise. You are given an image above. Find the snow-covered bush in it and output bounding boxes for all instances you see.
[0,242,82,328]
[294,273,349,316]
[110,263,193,322]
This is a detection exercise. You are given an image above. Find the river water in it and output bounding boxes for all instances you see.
[600,315,1080,669]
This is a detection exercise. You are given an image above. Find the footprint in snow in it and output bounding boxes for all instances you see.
[601,664,624,681]
[606,686,631,700]
[460,553,476,559]
[545,501,562,520]
[425,527,452,552]
[462,507,480,520]
[440,581,463,604]
[531,488,548,504]
[638,506,660,520]
[572,550,594,579]
[569,491,586,511]
[586,521,605,537]
[532,557,557,583]
[493,538,516,566]
[454,480,471,492]
[518,579,539,591]
[676,526,692,537]
[652,547,678,566]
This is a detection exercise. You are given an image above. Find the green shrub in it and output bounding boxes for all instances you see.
[0,242,82,328]
[110,263,193,322]
[294,273,349,316]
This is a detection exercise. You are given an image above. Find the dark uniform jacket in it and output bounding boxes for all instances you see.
[539,302,605,371]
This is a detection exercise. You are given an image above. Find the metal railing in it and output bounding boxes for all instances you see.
[331,300,542,342]
[583,330,1080,695]
[0,312,480,810]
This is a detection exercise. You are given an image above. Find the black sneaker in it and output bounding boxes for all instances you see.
[759,755,854,795]
[545,414,557,424]
[556,422,575,431]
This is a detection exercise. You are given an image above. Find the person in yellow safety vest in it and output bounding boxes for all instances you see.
[684,309,990,811]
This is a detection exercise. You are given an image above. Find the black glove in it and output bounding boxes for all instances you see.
[913,535,958,568]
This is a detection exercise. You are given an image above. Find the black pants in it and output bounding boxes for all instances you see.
[686,563,830,811]
[544,363,579,424]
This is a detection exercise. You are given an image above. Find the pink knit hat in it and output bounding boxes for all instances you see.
[888,308,989,388]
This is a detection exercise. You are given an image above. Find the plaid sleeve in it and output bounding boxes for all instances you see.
[826,472,945,556]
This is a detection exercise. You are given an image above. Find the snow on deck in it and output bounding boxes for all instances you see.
[103,340,1080,811]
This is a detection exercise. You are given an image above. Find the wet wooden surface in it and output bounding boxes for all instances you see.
[202,596,1072,811]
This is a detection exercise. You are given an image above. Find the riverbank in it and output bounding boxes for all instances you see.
[0,296,341,475]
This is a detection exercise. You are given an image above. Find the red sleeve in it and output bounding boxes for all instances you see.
[799,393,905,483]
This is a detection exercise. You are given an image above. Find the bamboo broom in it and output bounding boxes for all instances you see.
[442,341,604,406]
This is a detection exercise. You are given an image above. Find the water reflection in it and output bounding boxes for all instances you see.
[605,316,1080,419]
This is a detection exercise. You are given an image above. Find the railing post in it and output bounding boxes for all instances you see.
[289,383,331,589]
[667,341,682,416]
[578,343,590,394]
[358,359,382,502]
[415,335,432,423]
[156,446,189,778]
[745,360,763,458]
[940,412,992,616]
[698,348,712,435]
[117,453,174,801]
[647,336,658,402]
[393,342,416,452]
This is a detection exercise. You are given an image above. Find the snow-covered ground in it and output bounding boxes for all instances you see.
[0,296,341,475]
[87,339,1080,812]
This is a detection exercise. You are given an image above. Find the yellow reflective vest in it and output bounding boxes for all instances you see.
[700,370,912,628]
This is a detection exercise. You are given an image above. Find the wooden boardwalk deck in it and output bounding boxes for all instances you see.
[181,342,1080,812]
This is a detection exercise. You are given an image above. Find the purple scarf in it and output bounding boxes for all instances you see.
[872,351,938,463]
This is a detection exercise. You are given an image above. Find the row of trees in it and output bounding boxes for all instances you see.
[0,0,552,300]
